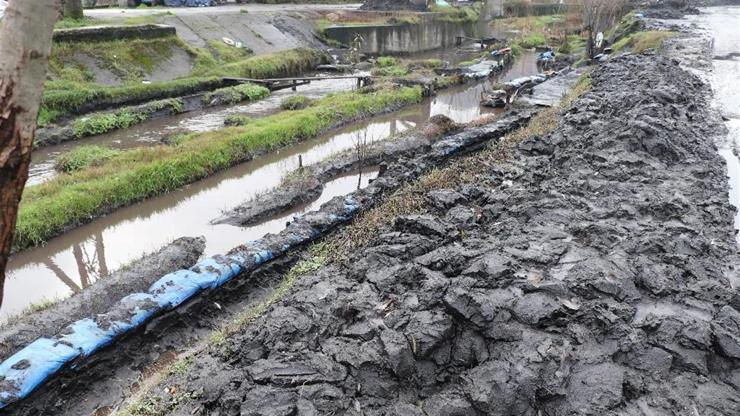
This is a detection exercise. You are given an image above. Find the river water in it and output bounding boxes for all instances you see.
[690,7,740,249]
[1,51,539,320]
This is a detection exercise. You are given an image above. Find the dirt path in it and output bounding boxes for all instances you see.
[109,46,740,415]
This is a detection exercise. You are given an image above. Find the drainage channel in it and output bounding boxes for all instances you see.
[2,52,539,320]
[27,74,362,186]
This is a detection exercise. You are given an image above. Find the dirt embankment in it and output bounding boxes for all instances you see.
[126,51,740,414]
[212,116,459,227]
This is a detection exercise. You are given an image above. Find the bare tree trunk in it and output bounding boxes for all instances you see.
[61,0,83,20]
[0,0,59,309]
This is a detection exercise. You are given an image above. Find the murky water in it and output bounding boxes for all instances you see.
[691,7,740,250]
[2,51,539,319]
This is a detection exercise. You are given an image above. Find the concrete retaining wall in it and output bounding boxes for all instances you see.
[52,24,176,43]
[323,16,477,55]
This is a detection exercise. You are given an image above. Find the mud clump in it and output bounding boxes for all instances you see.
[133,50,740,415]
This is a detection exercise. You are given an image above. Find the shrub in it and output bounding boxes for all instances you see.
[224,115,252,126]
[375,56,399,68]
[280,95,312,110]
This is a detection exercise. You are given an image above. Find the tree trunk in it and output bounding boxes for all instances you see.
[61,0,83,20]
[0,0,59,309]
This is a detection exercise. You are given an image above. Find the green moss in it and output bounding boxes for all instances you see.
[280,95,312,110]
[55,145,121,173]
[15,87,423,250]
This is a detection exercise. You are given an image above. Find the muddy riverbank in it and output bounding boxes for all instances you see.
[4,52,539,321]
[1,107,536,415]
[105,25,740,416]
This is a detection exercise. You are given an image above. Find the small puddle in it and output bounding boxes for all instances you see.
[3,51,539,320]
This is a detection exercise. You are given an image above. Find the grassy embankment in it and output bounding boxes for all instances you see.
[612,30,676,53]
[15,86,423,251]
[42,41,327,127]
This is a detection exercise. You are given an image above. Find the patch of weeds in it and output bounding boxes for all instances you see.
[54,145,121,173]
[510,42,524,57]
[40,77,223,125]
[613,30,676,53]
[224,115,252,126]
[213,242,330,347]
[201,48,330,79]
[206,39,253,64]
[49,36,184,84]
[202,83,270,106]
[431,3,482,23]
[375,56,399,68]
[15,86,423,251]
[280,95,312,110]
[70,98,183,138]
[371,65,410,77]
[519,33,547,48]
[167,356,193,377]
[54,17,96,29]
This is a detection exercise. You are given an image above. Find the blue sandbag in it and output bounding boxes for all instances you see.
[0,338,79,406]
[97,293,162,335]
[148,270,204,309]
[253,250,274,265]
[56,318,116,357]
[189,256,242,288]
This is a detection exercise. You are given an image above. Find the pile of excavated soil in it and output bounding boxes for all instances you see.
[135,49,740,415]
[129,51,740,414]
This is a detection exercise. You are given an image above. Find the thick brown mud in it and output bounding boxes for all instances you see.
[105,43,740,416]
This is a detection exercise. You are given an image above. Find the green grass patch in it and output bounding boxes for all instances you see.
[70,98,184,139]
[280,95,312,110]
[55,17,97,29]
[519,32,547,48]
[39,77,223,126]
[202,48,329,79]
[206,39,253,64]
[55,145,121,173]
[376,56,399,68]
[49,36,187,84]
[15,87,422,250]
[613,31,676,53]
[201,83,270,106]
[431,3,482,23]
[224,115,252,126]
